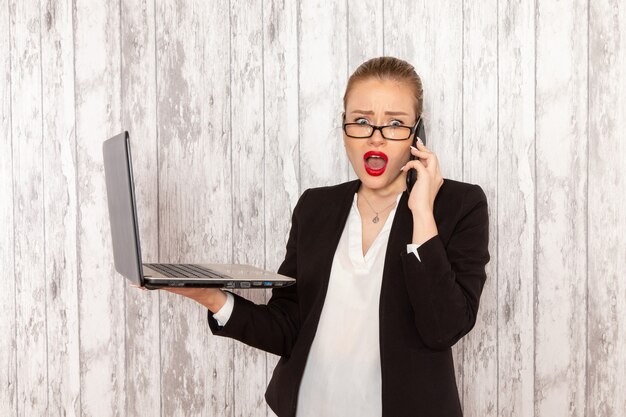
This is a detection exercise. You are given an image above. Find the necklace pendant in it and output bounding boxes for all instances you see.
[372,215,380,224]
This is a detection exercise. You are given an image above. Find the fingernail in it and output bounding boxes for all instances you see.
[417,137,424,144]
[410,145,418,151]
[400,165,405,171]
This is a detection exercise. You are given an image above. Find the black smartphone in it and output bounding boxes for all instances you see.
[406,116,425,193]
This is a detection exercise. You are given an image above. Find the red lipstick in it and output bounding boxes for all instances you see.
[363,151,388,176]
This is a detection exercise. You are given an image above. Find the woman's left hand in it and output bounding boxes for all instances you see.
[401,137,444,213]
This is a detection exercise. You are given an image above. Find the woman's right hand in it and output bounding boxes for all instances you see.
[163,287,228,313]
[132,284,227,313]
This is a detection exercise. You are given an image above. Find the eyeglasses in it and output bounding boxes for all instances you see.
[342,117,421,141]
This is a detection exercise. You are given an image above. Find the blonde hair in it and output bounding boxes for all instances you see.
[343,56,423,118]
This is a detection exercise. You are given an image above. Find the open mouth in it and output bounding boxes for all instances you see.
[363,151,388,176]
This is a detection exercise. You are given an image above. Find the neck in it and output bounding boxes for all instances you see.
[358,172,407,201]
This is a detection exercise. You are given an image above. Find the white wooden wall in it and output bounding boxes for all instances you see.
[1,0,624,416]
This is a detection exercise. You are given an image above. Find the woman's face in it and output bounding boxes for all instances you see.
[343,78,417,192]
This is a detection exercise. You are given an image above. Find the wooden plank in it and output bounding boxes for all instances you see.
[40,0,80,415]
[263,0,300,282]
[346,0,383,182]
[9,0,48,415]
[262,2,300,415]
[460,0,499,415]
[587,1,626,415]
[0,0,16,414]
[229,0,267,416]
[384,1,464,177]
[534,0,588,416]
[347,0,383,69]
[155,1,234,415]
[74,1,125,416]
[385,0,466,402]
[299,0,349,189]
[120,0,161,415]
[497,0,536,416]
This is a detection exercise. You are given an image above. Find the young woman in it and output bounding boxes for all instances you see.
[164,56,490,417]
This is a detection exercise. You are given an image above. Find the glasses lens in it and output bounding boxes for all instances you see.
[381,125,412,140]
[345,124,373,138]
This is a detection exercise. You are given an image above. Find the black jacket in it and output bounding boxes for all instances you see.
[208,178,490,417]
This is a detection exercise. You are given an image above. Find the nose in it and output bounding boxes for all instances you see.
[368,128,385,146]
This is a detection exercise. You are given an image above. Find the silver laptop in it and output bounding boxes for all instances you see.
[102,131,295,290]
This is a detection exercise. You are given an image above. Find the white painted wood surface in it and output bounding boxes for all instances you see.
[347,0,383,183]
[155,2,233,416]
[10,1,47,416]
[588,1,626,416]
[535,1,588,416]
[121,0,161,415]
[497,2,536,417]
[0,0,16,415]
[229,1,268,415]
[262,2,300,415]
[461,1,498,416]
[74,2,125,416]
[299,0,349,189]
[40,1,80,416]
[1,1,625,416]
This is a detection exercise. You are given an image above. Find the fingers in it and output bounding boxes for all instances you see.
[131,283,148,291]
[415,136,426,147]
[401,140,438,172]
[410,145,430,158]
[400,158,426,173]
[413,137,432,152]
[161,287,189,295]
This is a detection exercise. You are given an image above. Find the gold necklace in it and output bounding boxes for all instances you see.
[359,192,398,223]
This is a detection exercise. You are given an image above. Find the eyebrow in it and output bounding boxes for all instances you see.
[351,109,409,116]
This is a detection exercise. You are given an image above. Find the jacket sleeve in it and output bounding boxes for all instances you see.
[401,184,490,351]
[206,189,309,357]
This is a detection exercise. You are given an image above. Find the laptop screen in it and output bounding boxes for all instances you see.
[102,131,145,286]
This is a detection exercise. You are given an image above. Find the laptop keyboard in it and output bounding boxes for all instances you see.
[143,263,225,279]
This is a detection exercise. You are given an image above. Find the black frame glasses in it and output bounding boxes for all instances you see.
[342,117,421,141]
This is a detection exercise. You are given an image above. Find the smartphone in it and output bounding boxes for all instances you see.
[406,117,425,193]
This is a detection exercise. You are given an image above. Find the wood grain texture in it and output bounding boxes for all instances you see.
[74,1,125,416]
[262,2,300,415]
[155,1,233,415]
[534,0,588,416]
[0,0,16,414]
[587,1,626,415]
[461,0,499,415]
[262,0,300,280]
[347,0,383,73]
[2,1,626,415]
[385,0,465,179]
[346,0,383,182]
[298,0,349,189]
[229,0,268,415]
[385,0,466,401]
[40,0,80,415]
[10,1,48,415]
[121,0,161,415]
[497,1,536,416]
